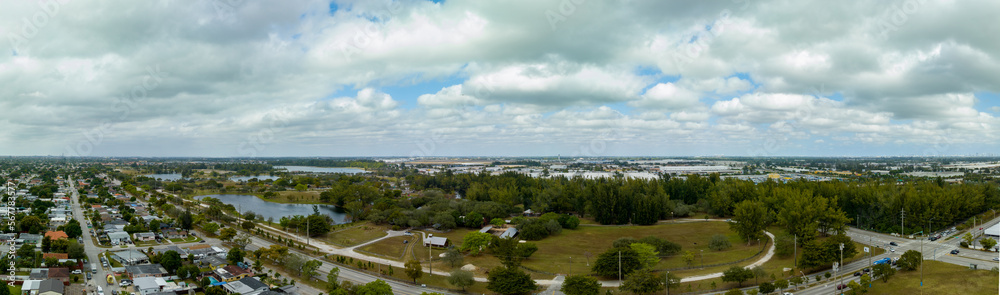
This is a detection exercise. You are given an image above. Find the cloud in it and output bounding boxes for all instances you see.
[0,0,998,156]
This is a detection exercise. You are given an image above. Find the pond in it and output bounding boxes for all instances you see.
[276,166,368,174]
[194,194,349,223]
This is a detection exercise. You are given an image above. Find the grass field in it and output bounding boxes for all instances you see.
[322,223,389,247]
[867,260,998,294]
[357,235,414,260]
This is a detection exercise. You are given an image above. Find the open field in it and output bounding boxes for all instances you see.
[357,235,414,260]
[322,223,389,247]
[867,260,998,294]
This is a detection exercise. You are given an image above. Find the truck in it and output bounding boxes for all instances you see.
[873,257,891,265]
[91,263,97,274]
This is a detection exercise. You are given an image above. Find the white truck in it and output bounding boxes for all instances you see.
[91,263,97,274]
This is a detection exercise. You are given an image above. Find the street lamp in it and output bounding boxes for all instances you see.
[700,250,704,269]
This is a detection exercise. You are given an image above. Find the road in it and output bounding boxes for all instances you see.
[68,177,121,295]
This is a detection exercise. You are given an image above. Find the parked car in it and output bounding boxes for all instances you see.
[72,269,82,274]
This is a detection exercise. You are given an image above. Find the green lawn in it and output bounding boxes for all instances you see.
[866,260,998,294]
[7,284,21,295]
[171,236,201,243]
[321,223,389,247]
[357,235,414,260]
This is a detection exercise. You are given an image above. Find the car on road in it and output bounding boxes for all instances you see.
[783,293,794,295]
[951,249,960,255]
[837,284,847,290]
[889,247,895,252]
[854,271,862,276]
[929,236,938,241]
[863,268,870,273]
[889,241,898,246]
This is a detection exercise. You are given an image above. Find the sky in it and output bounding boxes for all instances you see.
[1,0,999,157]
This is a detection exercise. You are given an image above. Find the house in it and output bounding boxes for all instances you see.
[222,277,269,294]
[134,232,156,242]
[112,250,149,265]
[38,279,64,295]
[162,229,188,239]
[108,232,131,245]
[0,233,16,243]
[44,231,69,241]
[214,265,253,282]
[21,280,41,295]
[30,268,70,284]
[197,254,228,270]
[133,277,162,295]
[152,246,186,256]
[48,217,68,229]
[19,233,43,245]
[499,227,518,239]
[422,236,448,248]
[124,264,168,279]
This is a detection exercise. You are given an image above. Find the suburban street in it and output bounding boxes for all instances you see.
[68,177,122,295]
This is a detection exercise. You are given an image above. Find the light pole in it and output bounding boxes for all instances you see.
[700,250,704,270]
[665,271,670,295]
[839,243,844,293]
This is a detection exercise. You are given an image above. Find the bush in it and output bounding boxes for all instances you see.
[520,222,550,240]
[613,237,638,248]
[709,234,732,251]
[637,236,682,256]
[960,241,969,248]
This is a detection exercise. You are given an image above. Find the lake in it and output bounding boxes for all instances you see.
[276,166,368,174]
[194,194,349,223]
[229,175,279,182]
[144,173,184,181]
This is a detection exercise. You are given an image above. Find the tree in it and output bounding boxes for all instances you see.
[592,247,641,277]
[486,266,537,295]
[710,234,733,251]
[962,232,975,247]
[774,278,788,292]
[220,228,237,242]
[442,248,464,267]
[241,220,256,231]
[404,260,422,283]
[41,236,52,253]
[619,269,664,295]
[981,237,997,251]
[64,219,83,239]
[682,250,696,267]
[448,269,475,291]
[179,210,193,230]
[0,280,10,295]
[205,286,226,295]
[873,263,896,282]
[302,260,322,280]
[490,218,505,227]
[561,274,600,295]
[758,282,775,294]
[326,268,341,294]
[160,250,182,274]
[730,200,772,242]
[295,184,308,192]
[517,242,539,259]
[752,266,767,285]
[357,279,392,295]
[177,264,200,279]
[722,266,753,287]
[897,250,922,271]
[227,248,245,265]
[67,242,86,259]
[725,288,745,295]
[789,276,804,289]
[202,222,220,234]
[630,243,659,269]
[460,232,493,255]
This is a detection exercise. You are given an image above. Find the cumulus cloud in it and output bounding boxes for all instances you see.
[0,0,998,156]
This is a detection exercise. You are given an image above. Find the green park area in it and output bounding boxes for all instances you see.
[322,223,390,247]
[867,260,998,295]
[357,235,415,260]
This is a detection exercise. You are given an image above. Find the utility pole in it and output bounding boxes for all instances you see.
[794,234,797,267]
[306,217,310,246]
[920,232,924,287]
[429,239,433,276]
[839,243,844,293]
[618,251,622,282]
[665,271,669,295]
[901,209,905,236]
